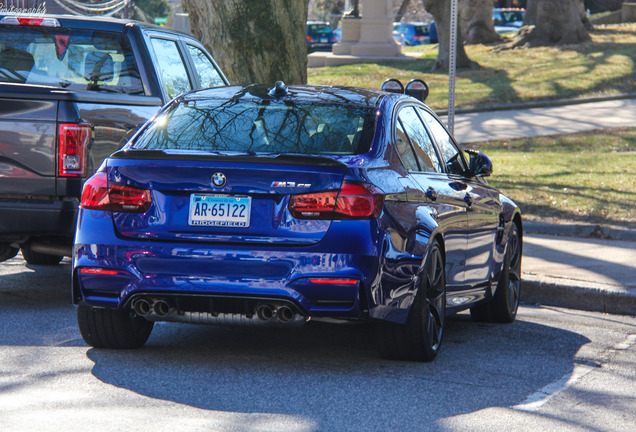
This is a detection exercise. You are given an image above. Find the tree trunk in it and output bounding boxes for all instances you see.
[422,0,479,70]
[523,0,537,25]
[395,0,411,22]
[511,0,591,47]
[183,0,309,85]
[459,0,501,45]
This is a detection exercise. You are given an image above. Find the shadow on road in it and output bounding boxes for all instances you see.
[84,313,589,431]
[0,255,597,431]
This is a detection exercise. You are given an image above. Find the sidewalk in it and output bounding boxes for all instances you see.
[521,233,636,316]
[449,97,636,143]
[449,98,636,316]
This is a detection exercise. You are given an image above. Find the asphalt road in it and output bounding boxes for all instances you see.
[1,255,635,432]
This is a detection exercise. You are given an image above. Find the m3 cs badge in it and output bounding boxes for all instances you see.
[271,181,311,188]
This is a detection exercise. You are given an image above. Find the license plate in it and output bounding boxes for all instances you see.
[320,38,328,43]
[188,194,251,227]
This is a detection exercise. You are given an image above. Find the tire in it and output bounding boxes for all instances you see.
[77,304,154,349]
[0,243,19,262]
[470,223,521,323]
[21,244,63,265]
[377,240,446,362]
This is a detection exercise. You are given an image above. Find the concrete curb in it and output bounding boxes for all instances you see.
[521,275,636,316]
[523,222,636,242]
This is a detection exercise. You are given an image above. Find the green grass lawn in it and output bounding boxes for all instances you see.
[308,23,636,112]
[469,128,636,228]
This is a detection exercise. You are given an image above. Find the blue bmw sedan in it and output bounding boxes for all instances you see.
[73,81,522,361]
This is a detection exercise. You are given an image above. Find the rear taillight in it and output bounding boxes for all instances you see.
[79,268,121,276]
[289,181,384,219]
[58,123,91,177]
[307,35,314,43]
[310,278,359,285]
[80,172,152,213]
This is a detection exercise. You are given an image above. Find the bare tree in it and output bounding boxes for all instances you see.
[513,0,591,47]
[182,0,309,85]
[422,0,479,70]
[459,0,501,45]
[395,0,411,21]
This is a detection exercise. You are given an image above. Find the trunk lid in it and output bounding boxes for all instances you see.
[107,152,348,245]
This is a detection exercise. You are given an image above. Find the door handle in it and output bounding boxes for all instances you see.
[463,193,473,207]
[426,187,438,201]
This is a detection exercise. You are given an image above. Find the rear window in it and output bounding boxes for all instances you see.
[413,25,428,35]
[308,24,332,35]
[0,26,143,94]
[132,99,377,155]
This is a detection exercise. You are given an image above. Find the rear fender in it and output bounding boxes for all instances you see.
[369,213,442,324]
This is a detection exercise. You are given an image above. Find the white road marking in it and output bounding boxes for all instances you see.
[512,334,636,412]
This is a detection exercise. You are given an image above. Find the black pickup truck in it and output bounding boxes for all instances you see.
[0,14,228,264]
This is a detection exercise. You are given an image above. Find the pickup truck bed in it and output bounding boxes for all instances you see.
[0,14,227,264]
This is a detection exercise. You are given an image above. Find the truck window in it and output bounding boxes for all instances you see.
[186,44,224,89]
[150,38,192,99]
[0,27,144,94]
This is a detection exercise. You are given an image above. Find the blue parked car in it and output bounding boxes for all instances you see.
[393,22,431,46]
[73,80,522,362]
[307,21,335,52]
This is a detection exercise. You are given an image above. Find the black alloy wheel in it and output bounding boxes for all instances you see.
[470,222,521,323]
[421,242,446,354]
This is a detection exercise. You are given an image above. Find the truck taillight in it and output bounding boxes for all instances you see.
[58,123,91,177]
[289,181,384,220]
[0,16,61,27]
[80,172,152,213]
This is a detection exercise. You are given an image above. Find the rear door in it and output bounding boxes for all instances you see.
[145,31,227,101]
[393,104,468,289]
[417,107,501,289]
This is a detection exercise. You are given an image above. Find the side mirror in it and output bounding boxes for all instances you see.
[466,149,492,177]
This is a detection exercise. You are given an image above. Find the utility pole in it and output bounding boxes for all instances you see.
[447,0,458,135]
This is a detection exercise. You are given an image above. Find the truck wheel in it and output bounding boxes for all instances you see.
[376,240,446,362]
[77,305,154,349]
[20,244,63,265]
[0,243,19,262]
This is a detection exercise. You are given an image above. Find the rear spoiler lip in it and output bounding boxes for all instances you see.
[110,149,349,167]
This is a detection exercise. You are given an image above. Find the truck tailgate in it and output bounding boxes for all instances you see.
[0,95,57,196]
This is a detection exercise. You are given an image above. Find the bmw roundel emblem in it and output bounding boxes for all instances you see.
[211,172,226,187]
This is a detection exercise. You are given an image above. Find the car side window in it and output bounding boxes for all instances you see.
[417,107,467,176]
[150,38,192,99]
[395,120,420,172]
[398,106,442,173]
[186,45,225,88]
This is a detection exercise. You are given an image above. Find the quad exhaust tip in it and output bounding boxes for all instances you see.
[153,300,171,317]
[133,298,151,316]
[133,298,300,323]
[256,304,297,323]
[133,298,171,317]
[256,304,275,321]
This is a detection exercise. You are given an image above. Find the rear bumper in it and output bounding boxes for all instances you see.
[0,198,78,241]
[73,209,381,319]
